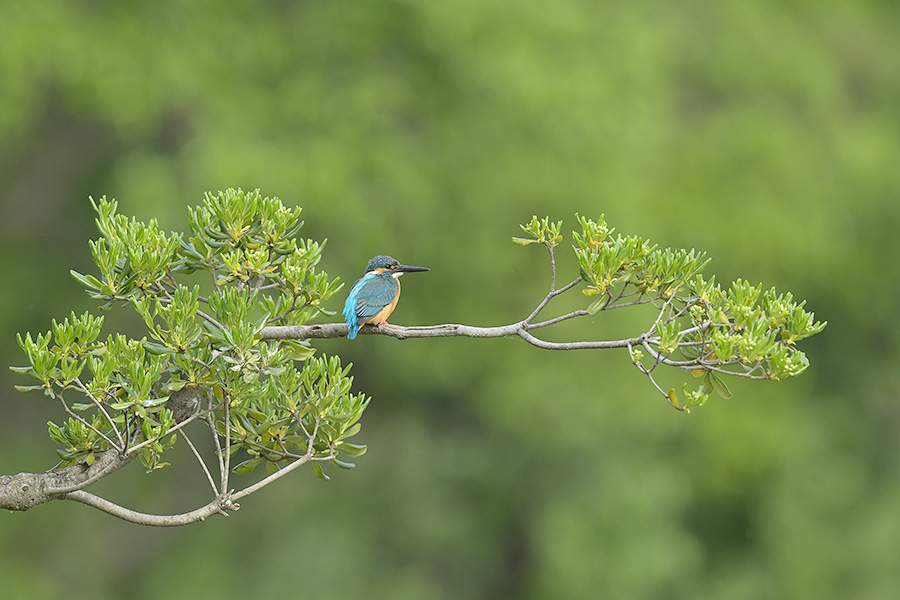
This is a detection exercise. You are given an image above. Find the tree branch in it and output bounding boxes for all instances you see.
[61,490,236,526]
[0,448,134,511]
[260,322,522,340]
[260,321,649,352]
[1,438,317,526]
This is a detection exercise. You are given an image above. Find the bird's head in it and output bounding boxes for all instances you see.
[364,255,429,277]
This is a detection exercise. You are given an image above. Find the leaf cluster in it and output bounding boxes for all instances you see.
[512,215,563,249]
[515,214,826,410]
[13,189,364,478]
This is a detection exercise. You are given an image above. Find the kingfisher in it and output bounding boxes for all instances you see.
[343,255,429,340]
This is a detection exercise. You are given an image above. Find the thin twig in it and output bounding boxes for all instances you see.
[126,409,208,455]
[641,340,699,368]
[206,412,225,490]
[71,378,124,448]
[272,299,315,323]
[609,282,632,306]
[222,396,232,492]
[54,392,119,450]
[704,364,771,380]
[180,430,218,495]
[647,292,680,337]
[527,310,590,330]
[523,275,583,325]
[196,309,225,331]
[627,343,681,410]
[307,416,321,456]
[603,296,653,311]
[553,276,583,297]
[241,438,304,462]
[548,243,557,292]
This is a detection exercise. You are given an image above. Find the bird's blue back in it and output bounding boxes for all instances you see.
[343,271,400,339]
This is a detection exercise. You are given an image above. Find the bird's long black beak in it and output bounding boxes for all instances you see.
[397,264,429,273]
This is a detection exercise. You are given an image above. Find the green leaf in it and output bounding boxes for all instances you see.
[312,461,330,481]
[702,373,714,395]
[70,269,102,290]
[142,396,170,408]
[280,340,316,362]
[14,384,44,392]
[667,388,680,409]
[141,340,171,355]
[709,373,733,399]
[337,442,367,457]
[511,237,537,246]
[587,296,609,315]
[232,457,264,475]
[340,422,361,439]
[57,448,86,463]
[48,421,67,445]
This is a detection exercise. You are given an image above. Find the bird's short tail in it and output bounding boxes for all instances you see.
[343,298,360,340]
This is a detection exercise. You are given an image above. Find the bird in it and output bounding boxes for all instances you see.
[343,255,429,340]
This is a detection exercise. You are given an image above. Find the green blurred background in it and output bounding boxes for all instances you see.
[1,1,898,598]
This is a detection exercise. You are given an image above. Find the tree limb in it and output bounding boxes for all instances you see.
[61,489,236,526]
[1,445,318,526]
[0,448,134,511]
[259,319,648,349]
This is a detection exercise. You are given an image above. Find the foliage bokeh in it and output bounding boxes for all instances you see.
[1,1,898,598]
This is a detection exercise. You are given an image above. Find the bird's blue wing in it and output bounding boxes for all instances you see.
[352,274,399,323]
